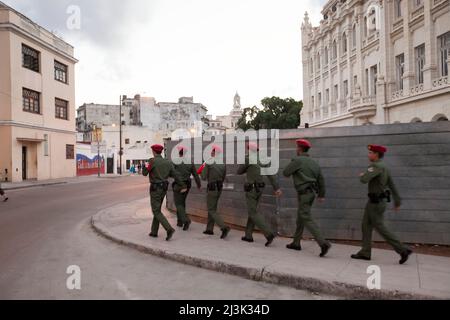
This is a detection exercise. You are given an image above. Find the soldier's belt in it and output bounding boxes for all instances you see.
[244,182,265,192]
[207,181,224,192]
[368,191,391,204]
[150,181,169,192]
[173,180,192,191]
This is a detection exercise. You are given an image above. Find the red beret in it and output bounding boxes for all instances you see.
[151,144,164,153]
[368,145,387,154]
[247,142,259,152]
[211,145,223,153]
[296,139,312,148]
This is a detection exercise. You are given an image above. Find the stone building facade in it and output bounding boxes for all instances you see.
[301,0,450,128]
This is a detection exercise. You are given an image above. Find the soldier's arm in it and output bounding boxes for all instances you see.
[267,173,280,191]
[283,159,300,177]
[387,173,402,207]
[142,159,152,177]
[201,164,208,181]
[317,168,326,198]
[360,165,382,184]
[237,163,249,175]
[191,165,202,188]
[170,163,187,189]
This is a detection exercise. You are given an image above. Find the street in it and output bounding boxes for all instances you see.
[0,176,336,300]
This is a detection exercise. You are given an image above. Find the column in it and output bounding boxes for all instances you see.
[423,0,437,90]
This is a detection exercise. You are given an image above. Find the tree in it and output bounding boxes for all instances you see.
[237,97,302,130]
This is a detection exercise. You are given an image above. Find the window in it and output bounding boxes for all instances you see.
[352,25,357,48]
[395,0,402,18]
[309,57,314,74]
[365,69,369,95]
[66,145,75,160]
[415,44,425,84]
[318,93,322,107]
[125,139,130,145]
[342,33,348,54]
[332,40,337,60]
[343,80,349,97]
[316,52,321,70]
[55,98,69,120]
[54,60,68,84]
[22,44,40,72]
[324,47,329,65]
[364,17,368,38]
[311,96,315,109]
[396,54,405,90]
[353,75,358,89]
[370,65,378,95]
[333,85,339,102]
[22,88,40,114]
[413,0,423,8]
[326,89,330,103]
[439,32,450,77]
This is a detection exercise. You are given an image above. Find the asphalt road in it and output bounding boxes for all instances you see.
[0,176,336,300]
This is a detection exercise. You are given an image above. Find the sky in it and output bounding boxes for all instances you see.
[3,0,326,117]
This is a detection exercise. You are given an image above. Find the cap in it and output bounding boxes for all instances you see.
[151,144,164,153]
[296,139,312,148]
[368,144,387,154]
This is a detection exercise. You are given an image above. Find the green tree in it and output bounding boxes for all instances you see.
[237,97,302,130]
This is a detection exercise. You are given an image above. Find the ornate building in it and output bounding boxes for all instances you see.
[301,0,450,128]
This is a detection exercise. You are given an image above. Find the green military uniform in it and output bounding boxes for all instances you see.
[237,154,278,241]
[283,153,330,249]
[201,162,228,234]
[173,160,202,227]
[143,154,186,237]
[356,160,409,259]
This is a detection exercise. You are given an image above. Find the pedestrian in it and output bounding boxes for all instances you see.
[0,185,8,202]
[198,145,231,239]
[143,144,188,241]
[237,142,282,247]
[283,139,331,258]
[172,145,202,231]
[351,145,413,265]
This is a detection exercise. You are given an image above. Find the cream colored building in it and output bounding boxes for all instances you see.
[0,2,77,182]
[301,0,450,128]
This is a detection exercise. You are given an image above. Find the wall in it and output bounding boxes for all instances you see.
[166,122,450,245]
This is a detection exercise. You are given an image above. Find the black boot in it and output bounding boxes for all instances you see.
[320,243,331,258]
[166,229,175,241]
[241,237,254,243]
[399,249,413,265]
[177,221,183,228]
[265,234,275,247]
[149,233,158,238]
[220,227,231,239]
[183,221,191,231]
[203,230,214,236]
[351,254,371,261]
[286,243,302,251]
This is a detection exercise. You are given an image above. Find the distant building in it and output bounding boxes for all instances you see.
[205,92,244,138]
[301,0,450,128]
[0,1,78,182]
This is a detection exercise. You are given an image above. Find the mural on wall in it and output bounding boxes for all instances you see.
[76,153,105,176]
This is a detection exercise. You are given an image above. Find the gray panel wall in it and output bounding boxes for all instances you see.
[166,122,450,245]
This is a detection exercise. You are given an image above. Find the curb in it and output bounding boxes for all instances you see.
[2,181,67,191]
[91,210,437,300]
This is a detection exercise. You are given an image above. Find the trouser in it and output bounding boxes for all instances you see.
[205,190,226,232]
[244,190,274,239]
[357,201,408,258]
[0,188,4,196]
[174,188,191,225]
[150,188,173,235]
[292,191,328,247]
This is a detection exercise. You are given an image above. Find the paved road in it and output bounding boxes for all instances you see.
[0,176,336,300]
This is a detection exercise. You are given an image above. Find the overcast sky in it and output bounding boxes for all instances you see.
[4,0,326,117]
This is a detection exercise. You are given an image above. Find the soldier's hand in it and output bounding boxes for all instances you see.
[274,189,282,197]
[180,188,188,194]
[318,197,325,203]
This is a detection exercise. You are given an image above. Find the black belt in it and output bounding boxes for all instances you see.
[207,181,223,192]
[244,182,265,192]
[368,191,391,203]
[150,181,169,192]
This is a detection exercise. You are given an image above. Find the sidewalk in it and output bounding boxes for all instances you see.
[91,198,450,300]
[1,174,131,191]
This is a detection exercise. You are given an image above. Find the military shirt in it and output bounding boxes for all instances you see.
[173,160,202,188]
[283,153,325,197]
[201,163,227,183]
[360,160,401,206]
[237,154,280,190]
[143,154,186,187]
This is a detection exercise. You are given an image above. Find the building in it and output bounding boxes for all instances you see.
[0,2,78,182]
[205,92,244,138]
[301,0,450,128]
[204,115,228,138]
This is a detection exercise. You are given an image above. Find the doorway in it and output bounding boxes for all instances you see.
[22,146,27,180]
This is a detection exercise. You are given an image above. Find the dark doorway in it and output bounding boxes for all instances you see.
[107,157,114,174]
[22,146,27,180]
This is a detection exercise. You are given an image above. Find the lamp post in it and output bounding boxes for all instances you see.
[119,95,124,175]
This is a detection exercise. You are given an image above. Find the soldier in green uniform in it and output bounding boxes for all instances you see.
[173,145,202,231]
[143,144,187,241]
[237,142,282,247]
[283,139,331,258]
[199,145,231,239]
[351,144,413,265]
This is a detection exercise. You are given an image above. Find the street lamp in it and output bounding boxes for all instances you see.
[119,95,125,175]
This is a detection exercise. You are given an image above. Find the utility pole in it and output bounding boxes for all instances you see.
[119,95,123,175]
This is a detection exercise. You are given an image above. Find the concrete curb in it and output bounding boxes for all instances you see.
[2,181,67,191]
[91,210,437,300]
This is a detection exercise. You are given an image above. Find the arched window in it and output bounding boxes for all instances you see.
[411,118,422,123]
[316,52,321,70]
[352,25,357,48]
[342,33,348,53]
[332,40,337,60]
[324,47,329,65]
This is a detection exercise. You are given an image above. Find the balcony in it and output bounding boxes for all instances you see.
[348,96,376,119]
[432,76,449,89]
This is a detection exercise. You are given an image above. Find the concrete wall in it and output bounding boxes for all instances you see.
[166,122,450,245]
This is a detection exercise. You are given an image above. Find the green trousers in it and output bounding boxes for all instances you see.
[244,190,273,239]
[174,188,191,225]
[357,201,408,258]
[292,192,328,247]
[205,190,226,232]
[150,188,173,235]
